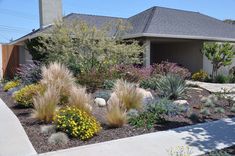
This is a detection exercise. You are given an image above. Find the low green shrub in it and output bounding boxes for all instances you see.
[214,107,225,114]
[54,107,101,140]
[139,76,160,90]
[77,70,106,92]
[13,84,45,107]
[129,111,156,130]
[155,74,187,100]
[191,70,208,81]
[200,108,211,116]
[188,113,200,122]
[103,80,115,90]
[214,74,229,83]
[129,98,178,129]
[231,105,235,113]
[3,81,20,91]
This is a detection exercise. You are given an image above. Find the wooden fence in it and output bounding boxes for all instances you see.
[2,45,19,78]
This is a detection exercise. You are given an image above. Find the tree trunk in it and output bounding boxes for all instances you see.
[212,64,217,81]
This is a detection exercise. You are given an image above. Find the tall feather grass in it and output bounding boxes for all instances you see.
[68,86,93,114]
[40,62,76,96]
[32,85,59,123]
[114,79,143,111]
[106,96,127,128]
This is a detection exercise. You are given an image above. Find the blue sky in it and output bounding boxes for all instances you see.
[0,0,235,43]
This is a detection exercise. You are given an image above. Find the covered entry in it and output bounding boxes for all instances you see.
[144,38,204,73]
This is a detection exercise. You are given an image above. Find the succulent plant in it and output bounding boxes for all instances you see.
[48,132,69,145]
[214,107,225,114]
[200,108,211,116]
[231,106,235,113]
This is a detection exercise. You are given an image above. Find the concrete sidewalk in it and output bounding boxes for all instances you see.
[0,99,37,156]
[187,80,235,93]
[39,118,235,156]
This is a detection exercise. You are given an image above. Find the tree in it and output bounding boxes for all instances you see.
[224,19,235,25]
[25,20,143,76]
[202,42,235,80]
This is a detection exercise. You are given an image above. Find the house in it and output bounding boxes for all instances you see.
[2,0,235,78]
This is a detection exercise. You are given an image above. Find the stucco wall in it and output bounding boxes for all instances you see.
[203,43,235,75]
[19,45,32,64]
[150,41,203,73]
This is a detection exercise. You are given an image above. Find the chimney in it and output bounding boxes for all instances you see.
[39,0,62,29]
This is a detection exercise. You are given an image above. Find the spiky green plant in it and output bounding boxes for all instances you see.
[155,74,187,100]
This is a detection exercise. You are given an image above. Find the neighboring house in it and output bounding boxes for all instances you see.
[2,0,235,78]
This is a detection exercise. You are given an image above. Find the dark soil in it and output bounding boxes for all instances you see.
[1,87,235,154]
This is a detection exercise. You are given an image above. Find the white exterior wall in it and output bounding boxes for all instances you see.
[203,43,235,75]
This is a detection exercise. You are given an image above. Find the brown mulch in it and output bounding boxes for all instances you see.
[1,87,235,154]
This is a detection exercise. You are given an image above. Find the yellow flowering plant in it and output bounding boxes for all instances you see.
[3,81,20,91]
[54,107,101,140]
[191,70,208,82]
[13,84,45,107]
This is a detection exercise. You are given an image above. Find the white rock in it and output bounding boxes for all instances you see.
[137,88,154,99]
[173,100,189,106]
[95,98,106,107]
[137,88,154,105]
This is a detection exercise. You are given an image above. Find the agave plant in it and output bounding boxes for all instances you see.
[155,74,187,100]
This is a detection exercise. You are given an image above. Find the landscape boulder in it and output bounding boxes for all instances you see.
[95,98,106,107]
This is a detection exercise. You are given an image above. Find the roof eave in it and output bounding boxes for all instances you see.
[123,33,235,42]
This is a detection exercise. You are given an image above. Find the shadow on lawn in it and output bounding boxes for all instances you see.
[172,118,235,152]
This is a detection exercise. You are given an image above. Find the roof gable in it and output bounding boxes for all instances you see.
[11,6,235,44]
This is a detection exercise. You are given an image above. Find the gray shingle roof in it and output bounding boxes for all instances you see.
[126,6,235,41]
[11,6,235,44]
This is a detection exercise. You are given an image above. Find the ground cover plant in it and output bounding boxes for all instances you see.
[54,106,101,140]
[13,84,44,107]
[3,80,20,91]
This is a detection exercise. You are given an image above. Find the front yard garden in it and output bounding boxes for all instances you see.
[1,61,235,153]
[1,20,235,155]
